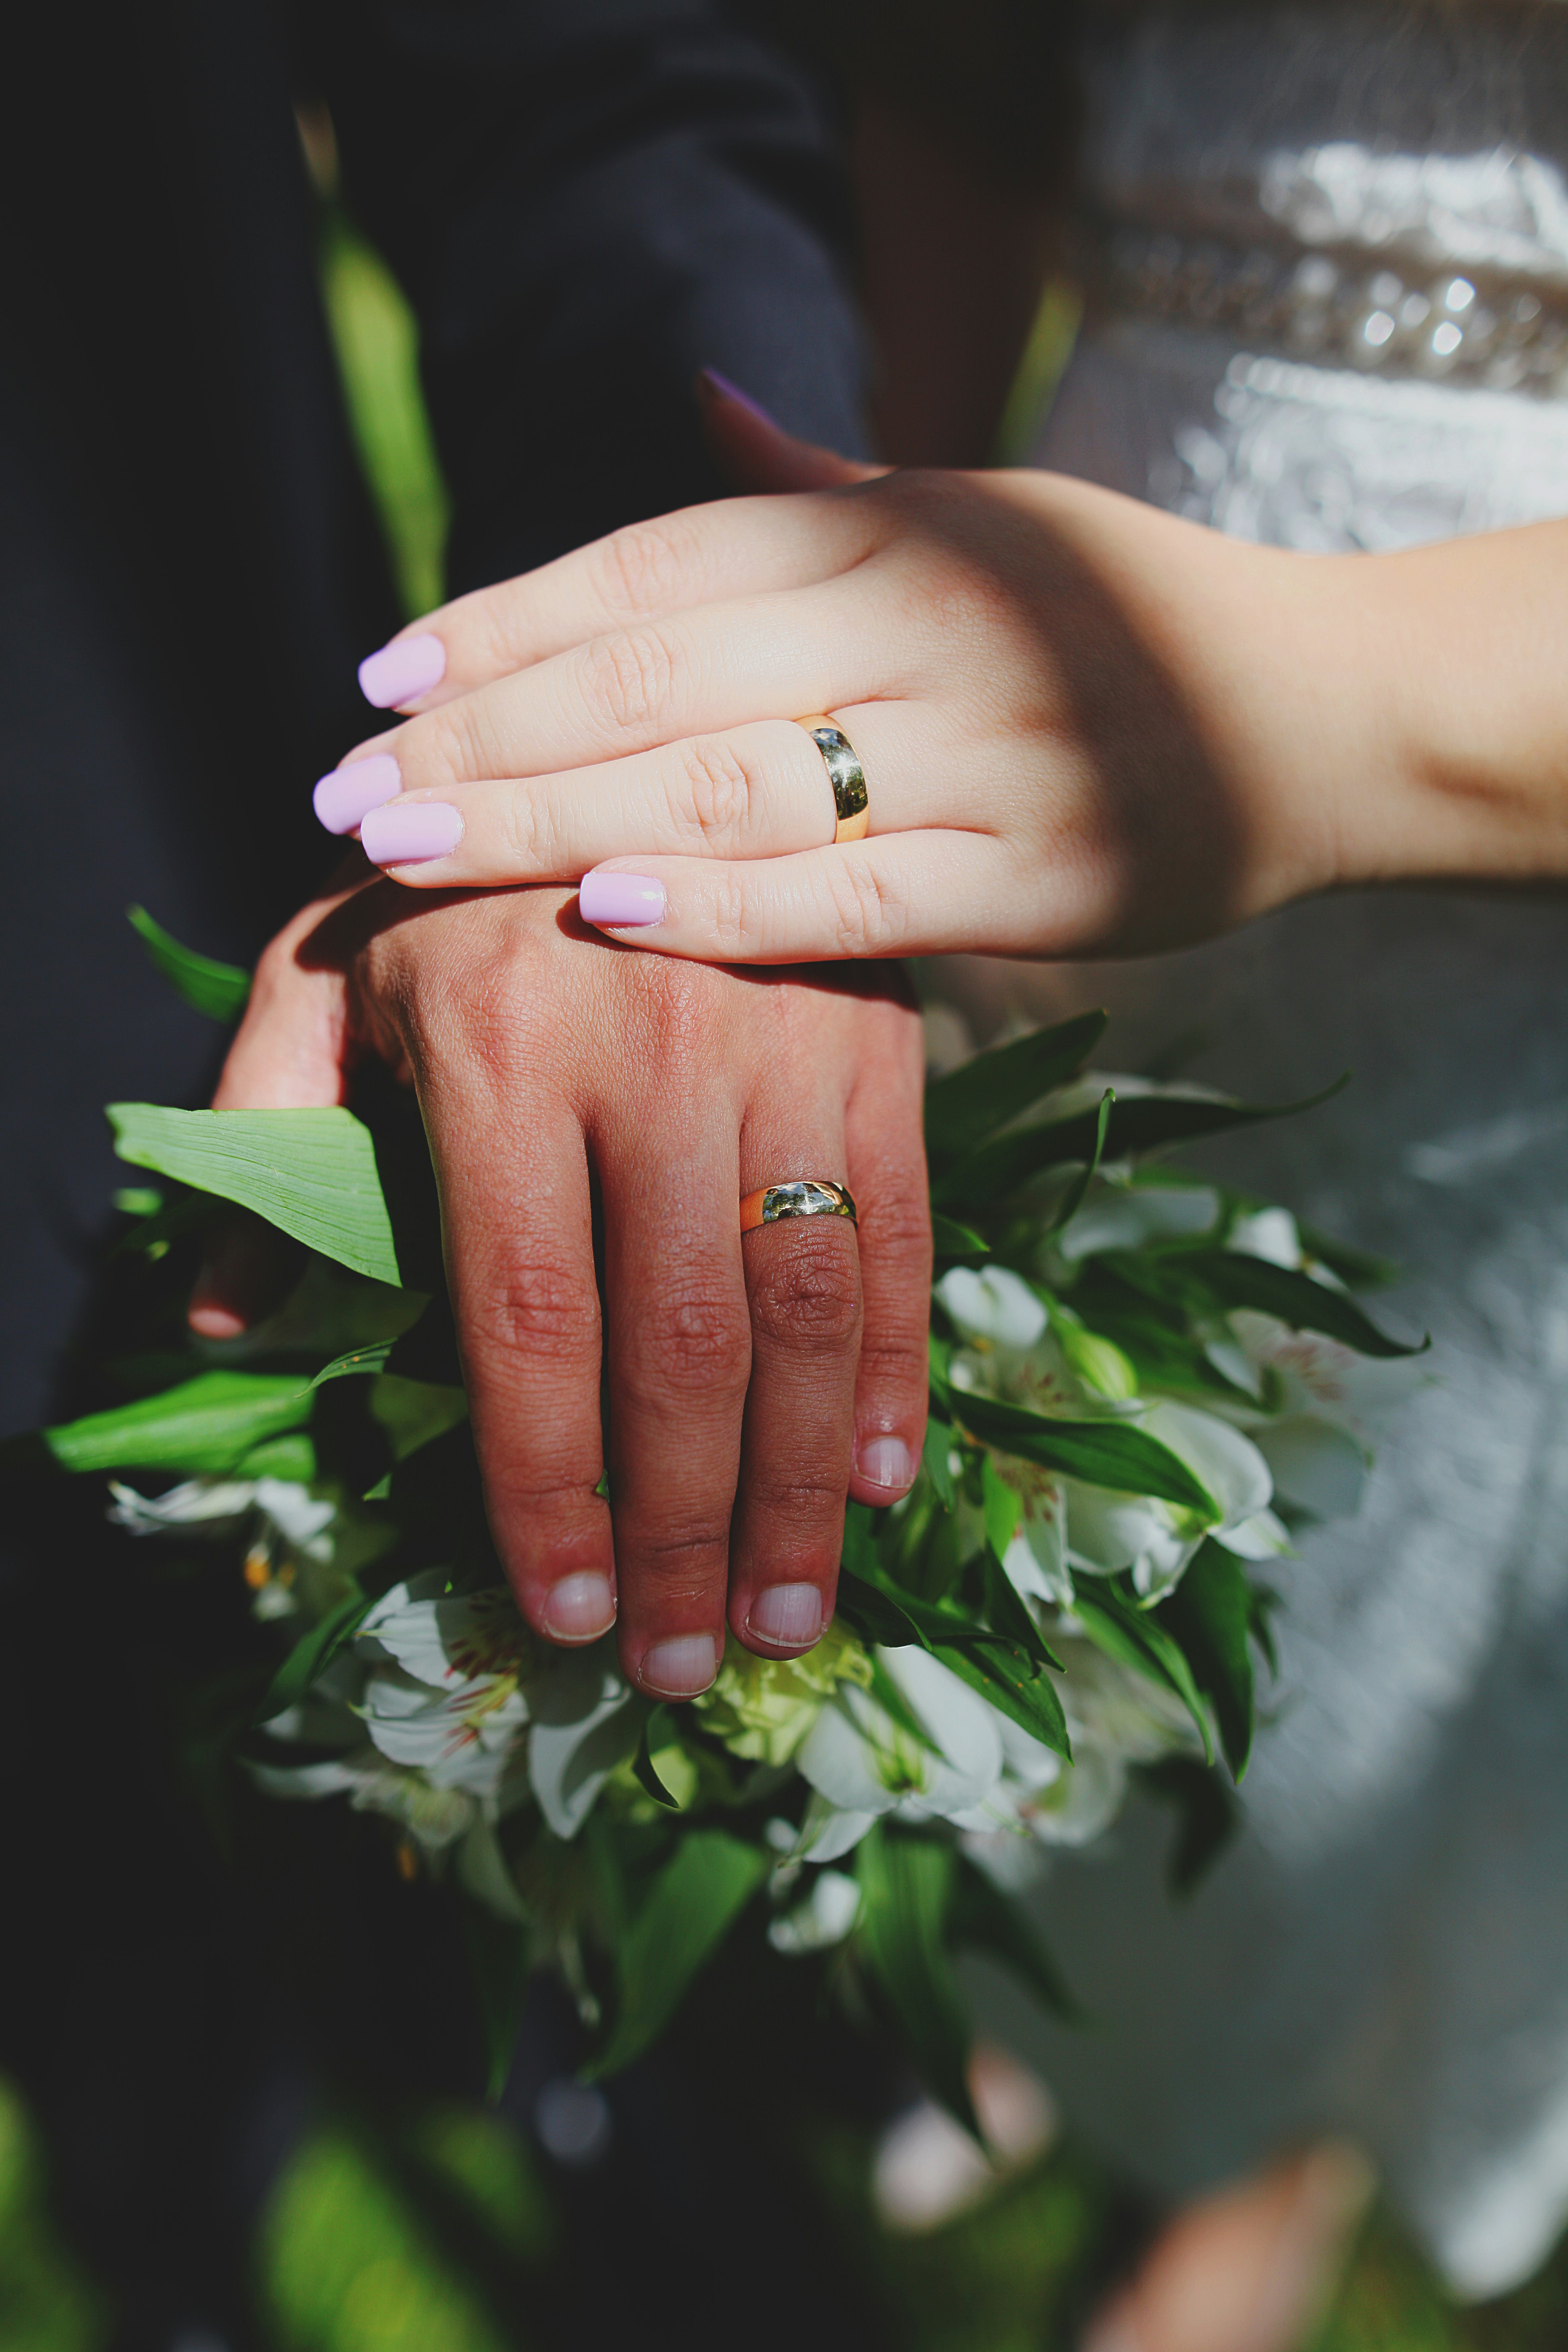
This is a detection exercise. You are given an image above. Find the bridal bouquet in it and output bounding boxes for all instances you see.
[16,913,1420,2130]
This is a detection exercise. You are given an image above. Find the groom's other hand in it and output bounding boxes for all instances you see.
[195,879,929,1697]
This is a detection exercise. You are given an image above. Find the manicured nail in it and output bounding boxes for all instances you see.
[699,368,779,430]
[747,1583,823,1649]
[640,1632,717,1698]
[578,872,667,927]
[857,1435,917,1494]
[358,632,446,708]
[312,752,402,835]
[540,1571,616,1644]
[360,801,463,865]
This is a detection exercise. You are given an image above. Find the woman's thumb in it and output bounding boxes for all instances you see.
[696,369,887,493]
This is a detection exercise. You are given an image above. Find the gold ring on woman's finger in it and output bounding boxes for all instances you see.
[795,716,869,843]
[740,1178,858,1233]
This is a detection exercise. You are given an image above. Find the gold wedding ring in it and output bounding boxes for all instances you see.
[796,716,869,843]
[740,1179,859,1233]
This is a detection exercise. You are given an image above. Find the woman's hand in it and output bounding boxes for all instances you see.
[190,873,930,1698]
[320,394,1568,962]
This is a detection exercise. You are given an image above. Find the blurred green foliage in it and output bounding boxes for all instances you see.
[1,2063,1566,2351]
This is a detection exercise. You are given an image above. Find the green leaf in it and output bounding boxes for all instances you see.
[127,905,251,1022]
[930,1211,991,1259]
[979,1552,1063,1677]
[924,1011,1108,1171]
[950,1390,1217,1514]
[922,1407,956,1506]
[1158,1540,1257,1779]
[934,1639,1070,1760]
[1176,1250,1426,1360]
[1069,1580,1213,1763]
[632,1705,682,1810]
[1042,1088,1115,1238]
[36,1370,312,1477]
[308,1341,397,1388]
[980,1453,1022,1563]
[854,1827,979,2138]
[460,1901,533,2100]
[107,1103,401,1286]
[952,1856,1082,2021]
[251,1589,370,1725]
[369,1375,469,1462]
[586,1831,768,2079]
[1137,1757,1238,1896]
[935,1076,1346,1211]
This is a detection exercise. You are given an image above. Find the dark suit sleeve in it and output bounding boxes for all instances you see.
[303,0,872,588]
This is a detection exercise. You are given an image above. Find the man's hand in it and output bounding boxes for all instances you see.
[191,875,930,1699]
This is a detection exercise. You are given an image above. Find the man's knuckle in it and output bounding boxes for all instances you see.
[475,1261,600,1363]
[627,1288,752,1398]
[750,1238,861,1350]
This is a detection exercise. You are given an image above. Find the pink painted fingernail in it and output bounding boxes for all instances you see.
[641,1632,717,1698]
[747,1583,823,1649]
[312,752,402,835]
[540,1571,616,1644]
[699,368,779,429]
[360,801,463,864]
[357,632,446,708]
[857,1435,917,1494]
[578,872,667,927]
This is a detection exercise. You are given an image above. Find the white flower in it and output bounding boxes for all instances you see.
[1064,1401,1275,1597]
[1225,1309,1426,1518]
[248,1747,478,1853]
[1226,1207,1301,1267]
[936,1265,1048,1353]
[109,1478,258,1535]
[796,1647,1005,1859]
[526,1654,639,1840]
[768,1869,861,1953]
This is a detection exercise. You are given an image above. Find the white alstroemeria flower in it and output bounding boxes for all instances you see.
[936,1265,1048,1355]
[248,1746,478,1853]
[526,1651,639,1840]
[1054,1168,1220,1263]
[1225,1308,1426,1518]
[797,1647,1004,1859]
[1064,1400,1275,1598]
[768,1869,862,1954]
[358,1663,528,1799]
[1017,1743,1130,1848]
[1226,1207,1302,1267]
[1056,1637,1197,1762]
[1001,1480,1075,1611]
[251,1478,337,1559]
[355,1572,534,1803]
[108,1478,259,1535]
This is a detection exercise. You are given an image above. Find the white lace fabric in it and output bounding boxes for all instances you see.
[946,0,1568,2300]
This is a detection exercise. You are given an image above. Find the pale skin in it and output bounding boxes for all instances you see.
[328,395,1568,952]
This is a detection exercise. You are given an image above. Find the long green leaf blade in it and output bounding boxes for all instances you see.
[108,1104,401,1286]
[854,1827,979,2137]
[586,1831,768,2079]
[923,1012,1108,1170]
[127,905,251,1022]
[1178,1250,1426,1359]
[951,1391,1216,1514]
[37,1370,312,1476]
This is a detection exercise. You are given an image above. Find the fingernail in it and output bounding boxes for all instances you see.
[857,1435,917,1494]
[578,872,667,928]
[358,631,446,708]
[312,752,402,835]
[540,1571,616,1644]
[640,1632,717,1698]
[360,801,464,865]
[747,1583,823,1649]
[698,368,779,429]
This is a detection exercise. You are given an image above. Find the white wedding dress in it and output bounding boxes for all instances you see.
[949,0,1568,2298]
